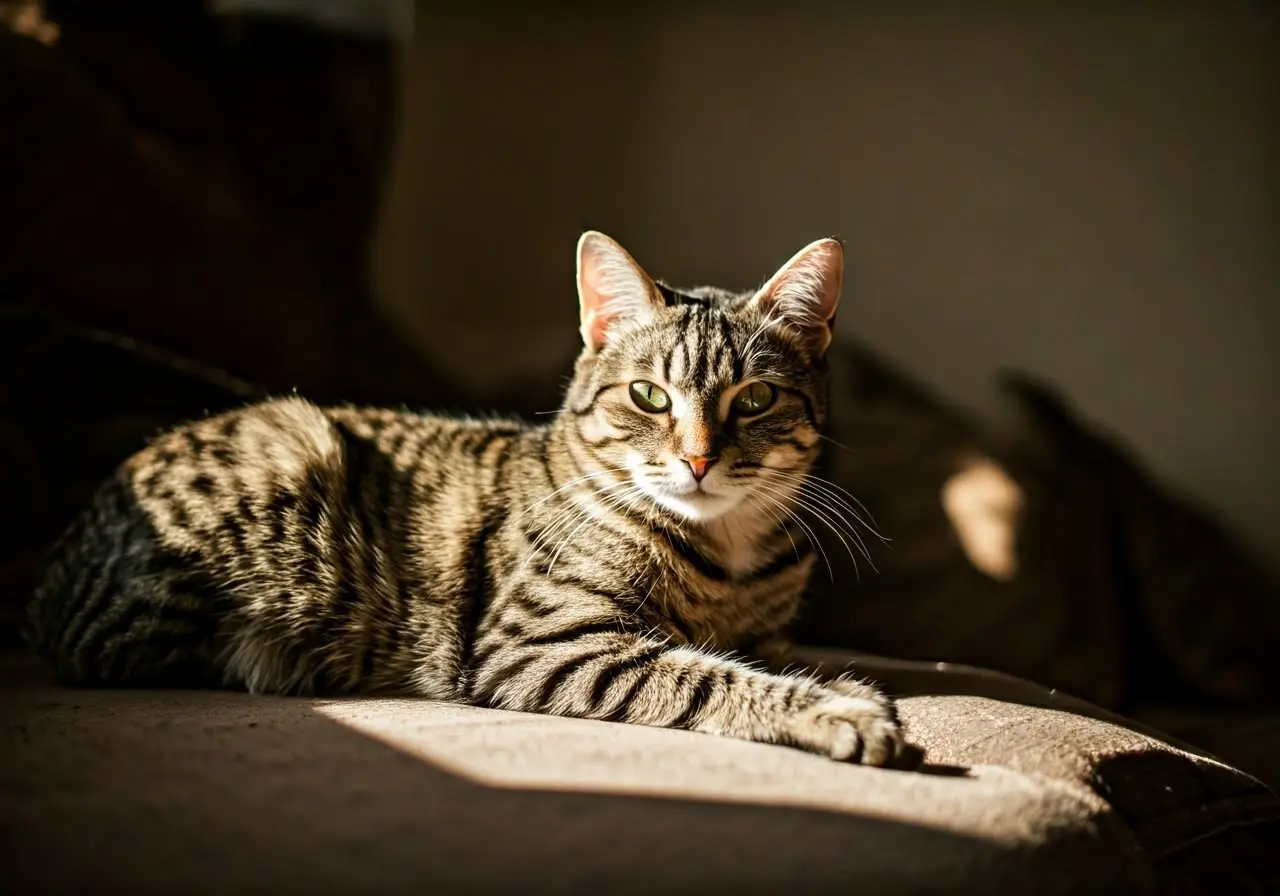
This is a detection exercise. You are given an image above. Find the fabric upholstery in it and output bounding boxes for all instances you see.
[3,648,1277,895]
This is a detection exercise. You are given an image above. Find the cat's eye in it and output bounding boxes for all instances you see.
[629,381,671,413]
[732,381,776,416]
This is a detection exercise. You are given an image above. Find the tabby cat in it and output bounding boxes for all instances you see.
[25,232,909,766]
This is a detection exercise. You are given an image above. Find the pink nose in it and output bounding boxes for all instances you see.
[683,455,718,481]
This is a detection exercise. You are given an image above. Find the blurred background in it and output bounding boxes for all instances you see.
[377,3,1280,571]
[2,1,1278,751]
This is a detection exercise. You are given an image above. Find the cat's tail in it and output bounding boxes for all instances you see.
[24,470,227,689]
[23,472,128,676]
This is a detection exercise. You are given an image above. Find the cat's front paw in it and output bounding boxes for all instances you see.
[779,686,907,767]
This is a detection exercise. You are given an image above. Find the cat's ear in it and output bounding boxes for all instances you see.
[576,231,665,353]
[747,237,844,356]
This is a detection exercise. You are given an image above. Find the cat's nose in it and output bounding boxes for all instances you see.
[682,455,718,481]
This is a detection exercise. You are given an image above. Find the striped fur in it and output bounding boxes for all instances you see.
[25,232,907,766]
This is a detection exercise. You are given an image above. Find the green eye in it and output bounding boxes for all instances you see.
[732,381,776,416]
[629,380,671,413]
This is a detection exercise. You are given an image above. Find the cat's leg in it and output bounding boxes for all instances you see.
[745,635,903,723]
[466,609,907,766]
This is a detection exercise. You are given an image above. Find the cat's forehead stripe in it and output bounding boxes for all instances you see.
[615,301,793,403]
[666,335,686,383]
[675,307,737,395]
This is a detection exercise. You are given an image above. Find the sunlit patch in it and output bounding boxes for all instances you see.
[1,2,60,45]
[761,447,788,468]
[669,390,688,421]
[940,457,1024,582]
[310,698,1066,843]
[580,409,626,445]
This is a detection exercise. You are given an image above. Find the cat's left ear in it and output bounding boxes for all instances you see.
[576,231,666,354]
[747,238,844,356]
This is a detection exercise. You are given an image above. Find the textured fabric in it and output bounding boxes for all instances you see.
[792,647,1280,883]
[3,649,1278,895]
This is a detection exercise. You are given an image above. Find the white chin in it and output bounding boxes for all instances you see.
[645,487,739,522]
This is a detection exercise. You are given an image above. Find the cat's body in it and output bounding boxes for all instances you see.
[26,232,909,766]
[36,400,809,699]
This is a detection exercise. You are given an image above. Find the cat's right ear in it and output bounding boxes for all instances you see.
[576,231,665,354]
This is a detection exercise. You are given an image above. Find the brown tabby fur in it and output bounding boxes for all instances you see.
[25,232,912,766]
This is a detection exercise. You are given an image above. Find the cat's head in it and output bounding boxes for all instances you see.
[563,231,843,524]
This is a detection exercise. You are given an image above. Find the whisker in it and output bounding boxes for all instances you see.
[800,471,884,534]
[546,484,647,574]
[746,485,833,583]
[791,481,884,551]
[784,481,878,571]
[744,494,802,565]
[760,467,887,541]
[521,466,630,515]
[817,432,857,454]
[751,479,871,578]
[796,486,877,572]
[523,478,636,567]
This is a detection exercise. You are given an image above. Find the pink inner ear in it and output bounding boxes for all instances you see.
[579,251,619,351]
[583,305,613,350]
[580,253,608,316]
[577,233,662,351]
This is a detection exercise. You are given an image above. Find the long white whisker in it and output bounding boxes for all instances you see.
[744,494,801,564]
[760,471,880,565]
[762,468,888,542]
[800,472,884,535]
[817,432,857,454]
[751,479,867,578]
[796,485,877,570]
[523,479,636,568]
[546,484,646,575]
[521,466,630,515]
[747,485,833,583]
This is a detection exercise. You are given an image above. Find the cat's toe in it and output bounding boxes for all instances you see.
[783,692,908,767]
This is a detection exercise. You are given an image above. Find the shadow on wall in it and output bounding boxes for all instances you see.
[372,2,1280,568]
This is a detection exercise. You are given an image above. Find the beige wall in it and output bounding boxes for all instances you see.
[372,3,1280,565]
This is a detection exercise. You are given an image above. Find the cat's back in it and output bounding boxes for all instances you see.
[120,397,530,514]
[27,396,536,693]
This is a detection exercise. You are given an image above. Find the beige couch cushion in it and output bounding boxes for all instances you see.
[2,648,1277,895]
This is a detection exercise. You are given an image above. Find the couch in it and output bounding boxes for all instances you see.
[3,645,1278,895]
